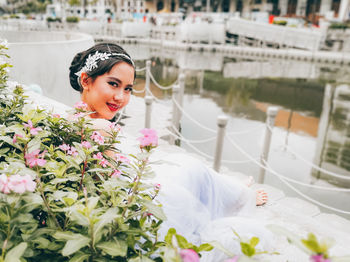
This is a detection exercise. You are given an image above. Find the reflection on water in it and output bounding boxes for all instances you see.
[125,43,350,218]
[29,41,350,218]
[313,84,350,188]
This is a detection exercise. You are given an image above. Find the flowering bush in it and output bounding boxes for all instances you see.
[0,44,210,261]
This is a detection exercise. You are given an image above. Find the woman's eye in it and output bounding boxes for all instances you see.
[125,87,133,93]
[108,82,118,87]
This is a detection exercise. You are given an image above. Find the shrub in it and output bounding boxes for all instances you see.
[66,16,80,23]
[329,22,350,30]
[0,43,212,261]
[273,20,287,26]
[47,17,62,23]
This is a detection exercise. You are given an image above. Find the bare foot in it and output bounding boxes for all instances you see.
[256,189,268,206]
[245,176,255,187]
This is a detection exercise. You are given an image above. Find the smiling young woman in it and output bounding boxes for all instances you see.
[69,43,135,120]
[68,43,271,261]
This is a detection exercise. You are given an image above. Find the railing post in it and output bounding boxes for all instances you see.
[213,115,229,172]
[170,85,181,145]
[144,96,153,128]
[145,60,151,96]
[258,106,279,184]
[178,73,185,117]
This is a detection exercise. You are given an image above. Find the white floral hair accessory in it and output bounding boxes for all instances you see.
[75,51,135,77]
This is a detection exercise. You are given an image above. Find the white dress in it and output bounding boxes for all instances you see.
[118,132,275,261]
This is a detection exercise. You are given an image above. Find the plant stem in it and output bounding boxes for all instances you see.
[80,160,88,190]
[36,177,62,230]
[122,159,146,217]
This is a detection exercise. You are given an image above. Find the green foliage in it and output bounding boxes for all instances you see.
[46,17,62,23]
[273,20,287,26]
[301,233,332,259]
[66,16,80,23]
[329,22,350,30]
[164,228,213,253]
[68,0,81,6]
[0,45,207,261]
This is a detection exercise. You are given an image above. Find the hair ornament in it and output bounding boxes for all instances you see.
[75,51,134,77]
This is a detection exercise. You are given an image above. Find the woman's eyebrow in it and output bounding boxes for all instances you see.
[107,76,133,86]
[107,77,121,83]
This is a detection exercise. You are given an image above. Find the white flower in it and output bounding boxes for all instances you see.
[0,39,8,48]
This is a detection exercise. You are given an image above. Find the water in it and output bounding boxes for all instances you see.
[30,41,350,219]
[123,43,350,219]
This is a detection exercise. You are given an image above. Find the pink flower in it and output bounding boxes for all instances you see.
[59,144,70,152]
[23,120,42,135]
[111,169,121,178]
[224,256,239,262]
[8,175,26,194]
[1,174,36,194]
[154,183,161,191]
[310,255,331,262]
[93,152,104,160]
[90,131,104,145]
[24,149,46,168]
[137,128,158,148]
[115,153,130,163]
[22,174,36,192]
[13,134,23,143]
[74,101,88,110]
[93,152,109,167]
[81,141,91,149]
[179,249,200,262]
[99,158,109,168]
[52,114,61,118]
[0,174,11,194]
[73,112,85,120]
[109,122,121,132]
[67,146,78,156]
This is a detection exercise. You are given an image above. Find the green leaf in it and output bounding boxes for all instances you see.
[249,237,259,248]
[240,242,255,257]
[96,239,128,257]
[93,208,119,243]
[197,243,214,252]
[62,236,90,256]
[4,242,27,262]
[32,237,50,249]
[140,199,166,221]
[175,234,192,249]
[69,252,90,262]
[87,197,99,212]
[27,136,42,153]
[164,228,177,245]
[128,256,154,262]
[53,231,86,241]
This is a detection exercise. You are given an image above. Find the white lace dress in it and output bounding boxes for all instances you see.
[118,133,275,261]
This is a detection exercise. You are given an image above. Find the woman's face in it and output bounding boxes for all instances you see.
[81,61,134,120]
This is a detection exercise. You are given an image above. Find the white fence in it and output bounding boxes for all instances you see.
[0,18,326,51]
[179,22,225,44]
[226,18,324,51]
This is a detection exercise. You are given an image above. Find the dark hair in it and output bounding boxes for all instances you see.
[69,43,135,92]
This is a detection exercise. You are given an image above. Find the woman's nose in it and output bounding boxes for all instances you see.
[113,90,124,101]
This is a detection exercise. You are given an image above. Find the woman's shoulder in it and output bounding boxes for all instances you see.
[89,118,112,131]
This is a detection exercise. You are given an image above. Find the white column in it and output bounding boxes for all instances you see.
[296,0,307,16]
[242,0,251,18]
[338,0,350,21]
[229,0,236,12]
[279,0,288,16]
[319,0,333,15]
